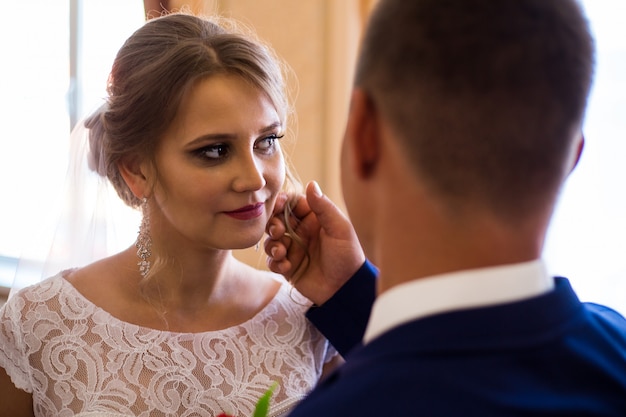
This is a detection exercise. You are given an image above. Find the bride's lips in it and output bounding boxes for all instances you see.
[223,202,264,220]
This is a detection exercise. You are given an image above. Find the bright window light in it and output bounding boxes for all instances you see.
[544,0,626,314]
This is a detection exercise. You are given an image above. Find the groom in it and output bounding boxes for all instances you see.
[266,0,626,415]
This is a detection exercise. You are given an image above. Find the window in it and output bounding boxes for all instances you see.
[544,0,626,314]
[0,0,144,289]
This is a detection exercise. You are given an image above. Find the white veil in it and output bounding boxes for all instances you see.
[10,107,141,298]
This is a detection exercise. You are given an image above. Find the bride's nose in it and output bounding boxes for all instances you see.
[231,153,266,192]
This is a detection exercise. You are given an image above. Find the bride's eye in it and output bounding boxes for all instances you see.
[195,143,230,161]
[255,134,284,154]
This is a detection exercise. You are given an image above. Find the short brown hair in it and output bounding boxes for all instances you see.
[356,0,594,218]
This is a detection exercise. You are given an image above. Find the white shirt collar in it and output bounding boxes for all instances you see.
[363,259,553,344]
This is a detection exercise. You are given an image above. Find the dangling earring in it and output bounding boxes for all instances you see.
[136,197,152,277]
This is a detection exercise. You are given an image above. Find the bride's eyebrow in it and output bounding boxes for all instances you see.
[257,122,283,135]
[187,133,236,145]
[187,122,283,145]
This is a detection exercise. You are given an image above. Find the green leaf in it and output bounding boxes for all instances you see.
[253,382,278,417]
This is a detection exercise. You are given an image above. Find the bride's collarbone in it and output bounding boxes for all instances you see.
[64,262,281,333]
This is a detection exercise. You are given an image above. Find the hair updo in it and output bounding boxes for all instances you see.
[84,13,294,208]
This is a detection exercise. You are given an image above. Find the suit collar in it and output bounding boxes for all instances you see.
[364,260,553,343]
[352,278,582,361]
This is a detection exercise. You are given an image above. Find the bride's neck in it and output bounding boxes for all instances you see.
[132,246,237,308]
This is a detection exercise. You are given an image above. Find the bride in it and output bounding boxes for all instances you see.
[0,12,340,417]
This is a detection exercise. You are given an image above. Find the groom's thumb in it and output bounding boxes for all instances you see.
[305,181,347,234]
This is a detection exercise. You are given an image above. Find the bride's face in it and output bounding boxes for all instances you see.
[147,74,286,251]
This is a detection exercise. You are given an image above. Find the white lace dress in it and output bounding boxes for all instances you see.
[0,273,335,417]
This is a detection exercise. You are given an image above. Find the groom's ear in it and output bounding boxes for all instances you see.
[569,133,585,174]
[345,88,381,179]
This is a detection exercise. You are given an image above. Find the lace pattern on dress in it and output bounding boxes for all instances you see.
[0,273,335,417]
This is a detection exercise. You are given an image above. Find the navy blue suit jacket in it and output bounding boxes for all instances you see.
[295,262,626,416]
